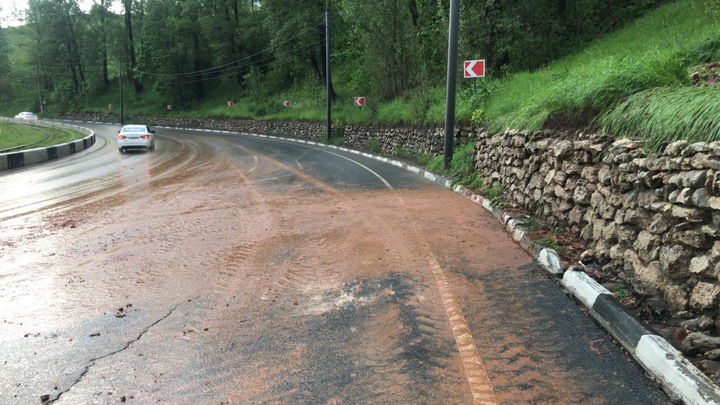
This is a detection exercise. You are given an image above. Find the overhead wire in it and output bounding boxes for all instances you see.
[15,22,327,87]
[133,23,324,79]
[156,38,327,86]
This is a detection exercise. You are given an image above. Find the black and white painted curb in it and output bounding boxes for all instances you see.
[55,120,720,404]
[0,119,96,171]
[562,270,720,404]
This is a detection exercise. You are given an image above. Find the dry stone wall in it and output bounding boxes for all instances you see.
[343,125,449,156]
[66,112,455,157]
[66,112,329,140]
[473,129,720,317]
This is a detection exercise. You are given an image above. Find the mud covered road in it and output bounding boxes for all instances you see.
[0,123,669,404]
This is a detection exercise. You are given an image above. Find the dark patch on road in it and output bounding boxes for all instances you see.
[234,273,468,404]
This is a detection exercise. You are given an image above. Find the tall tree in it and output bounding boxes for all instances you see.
[0,25,10,100]
[122,0,143,93]
[27,0,86,95]
[264,0,336,100]
[342,0,421,99]
[88,0,114,87]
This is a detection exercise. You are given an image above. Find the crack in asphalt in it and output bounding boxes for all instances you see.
[47,300,188,404]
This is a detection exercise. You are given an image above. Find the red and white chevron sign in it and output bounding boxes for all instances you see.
[464,60,485,78]
[354,97,366,106]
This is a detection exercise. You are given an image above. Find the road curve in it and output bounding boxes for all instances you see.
[0,123,669,404]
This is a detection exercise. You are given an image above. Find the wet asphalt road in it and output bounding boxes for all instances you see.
[0,123,670,404]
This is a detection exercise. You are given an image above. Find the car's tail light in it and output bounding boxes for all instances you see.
[118,135,127,140]
[141,135,150,139]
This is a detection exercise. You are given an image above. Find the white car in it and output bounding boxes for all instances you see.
[15,112,38,120]
[117,124,155,153]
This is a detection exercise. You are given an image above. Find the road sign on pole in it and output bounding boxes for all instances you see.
[167,105,173,110]
[463,60,485,78]
[283,101,291,108]
[227,101,234,107]
[354,97,366,107]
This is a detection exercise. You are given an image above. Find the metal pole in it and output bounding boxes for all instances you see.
[443,0,460,170]
[35,62,44,114]
[119,61,125,125]
[325,1,332,144]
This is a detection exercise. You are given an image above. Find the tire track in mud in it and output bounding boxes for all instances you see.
[448,263,615,404]
[130,143,475,403]
[2,142,282,404]
[0,134,191,222]
[276,144,497,403]
[217,144,480,403]
[358,192,497,404]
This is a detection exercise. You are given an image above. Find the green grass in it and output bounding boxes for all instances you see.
[613,288,631,300]
[0,121,83,151]
[598,85,720,151]
[426,142,485,190]
[534,227,568,253]
[477,0,720,139]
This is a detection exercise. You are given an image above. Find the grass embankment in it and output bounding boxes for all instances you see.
[0,122,83,152]
[482,0,720,150]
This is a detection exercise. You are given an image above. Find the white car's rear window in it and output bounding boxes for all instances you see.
[121,127,146,133]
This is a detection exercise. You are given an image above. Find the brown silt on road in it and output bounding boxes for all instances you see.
[0,126,668,404]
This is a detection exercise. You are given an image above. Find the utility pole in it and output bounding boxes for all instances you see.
[325,0,332,144]
[119,61,125,125]
[35,62,44,114]
[443,0,460,170]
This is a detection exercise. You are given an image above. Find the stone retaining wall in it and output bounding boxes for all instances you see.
[473,129,720,316]
[67,112,328,140]
[343,125,448,156]
[65,113,461,157]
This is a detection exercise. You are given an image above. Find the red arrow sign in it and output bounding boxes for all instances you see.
[464,60,485,78]
[167,104,173,110]
[283,100,291,108]
[227,101,234,107]
[354,97,366,107]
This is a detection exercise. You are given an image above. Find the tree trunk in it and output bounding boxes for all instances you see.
[408,0,419,26]
[61,3,84,91]
[192,31,205,99]
[123,0,143,94]
[101,0,110,86]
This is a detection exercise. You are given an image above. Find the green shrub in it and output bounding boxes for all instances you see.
[366,138,382,153]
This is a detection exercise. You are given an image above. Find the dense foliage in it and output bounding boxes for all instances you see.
[0,0,669,118]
